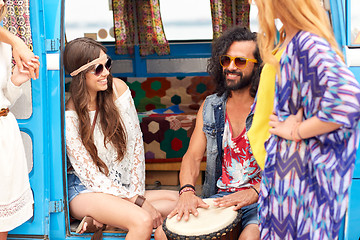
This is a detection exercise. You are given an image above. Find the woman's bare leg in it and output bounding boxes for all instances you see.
[0,232,8,240]
[70,192,153,240]
[145,190,178,217]
[145,190,178,240]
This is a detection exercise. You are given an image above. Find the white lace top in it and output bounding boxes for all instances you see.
[65,87,145,198]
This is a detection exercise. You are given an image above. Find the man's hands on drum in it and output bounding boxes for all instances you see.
[168,192,209,221]
[213,189,258,211]
[142,199,163,229]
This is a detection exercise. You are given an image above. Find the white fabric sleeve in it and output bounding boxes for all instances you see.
[4,73,23,106]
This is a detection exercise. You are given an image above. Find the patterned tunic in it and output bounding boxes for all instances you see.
[259,31,360,239]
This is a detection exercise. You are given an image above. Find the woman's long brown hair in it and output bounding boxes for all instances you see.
[64,37,126,175]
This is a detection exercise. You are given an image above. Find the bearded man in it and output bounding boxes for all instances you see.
[167,26,263,240]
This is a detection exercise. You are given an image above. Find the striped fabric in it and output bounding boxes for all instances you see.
[259,31,360,239]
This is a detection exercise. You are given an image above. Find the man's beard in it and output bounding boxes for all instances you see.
[223,69,253,91]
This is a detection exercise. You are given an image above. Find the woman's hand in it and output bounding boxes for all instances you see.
[12,38,40,80]
[141,200,163,229]
[0,26,40,79]
[269,109,303,140]
[11,65,31,86]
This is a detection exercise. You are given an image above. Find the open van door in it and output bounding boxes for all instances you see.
[7,0,65,239]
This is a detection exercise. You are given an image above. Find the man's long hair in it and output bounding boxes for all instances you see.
[63,37,127,176]
[207,26,262,98]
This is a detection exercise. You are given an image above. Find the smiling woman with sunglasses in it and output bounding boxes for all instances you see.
[63,37,178,240]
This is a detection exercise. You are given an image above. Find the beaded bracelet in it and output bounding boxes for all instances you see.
[179,184,195,193]
[179,187,196,196]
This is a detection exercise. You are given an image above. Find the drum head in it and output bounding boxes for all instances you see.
[163,198,242,238]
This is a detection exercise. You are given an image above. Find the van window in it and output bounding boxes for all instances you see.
[65,0,213,42]
[159,0,212,41]
[65,0,261,43]
[249,3,259,32]
[351,0,360,44]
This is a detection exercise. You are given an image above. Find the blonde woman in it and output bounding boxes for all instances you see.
[0,0,40,239]
[252,0,360,239]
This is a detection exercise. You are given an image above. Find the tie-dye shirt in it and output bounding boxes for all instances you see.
[217,113,261,192]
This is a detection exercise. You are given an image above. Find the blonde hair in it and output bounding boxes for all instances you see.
[0,3,6,22]
[256,0,343,71]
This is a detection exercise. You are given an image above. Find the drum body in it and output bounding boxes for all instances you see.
[163,198,242,240]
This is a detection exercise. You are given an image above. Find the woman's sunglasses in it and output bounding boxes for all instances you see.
[219,55,257,69]
[90,58,112,76]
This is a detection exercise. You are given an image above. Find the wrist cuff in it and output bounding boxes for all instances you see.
[135,195,146,207]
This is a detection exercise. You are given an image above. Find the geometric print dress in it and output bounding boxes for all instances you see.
[258,31,360,240]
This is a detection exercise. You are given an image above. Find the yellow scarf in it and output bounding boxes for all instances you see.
[248,49,285,169]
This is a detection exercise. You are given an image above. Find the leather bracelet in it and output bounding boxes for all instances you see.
[250,186,259,196]
[135,195,146,207]
[179,184,195,194]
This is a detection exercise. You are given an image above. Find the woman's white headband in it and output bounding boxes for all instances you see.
[70,54,107,77]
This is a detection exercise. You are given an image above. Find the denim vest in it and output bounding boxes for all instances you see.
[202,93,254,198]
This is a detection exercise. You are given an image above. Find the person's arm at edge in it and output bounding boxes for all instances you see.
[0,26,39,79]
[269,109,342,140]
[0,26,22,47]
[297,116,342,139]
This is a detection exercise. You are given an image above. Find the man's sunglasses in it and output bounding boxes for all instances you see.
[219,55,257,69]
[90,58,112,76]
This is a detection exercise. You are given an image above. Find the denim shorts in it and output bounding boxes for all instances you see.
[67,173,90,202]
[208,192,259,231]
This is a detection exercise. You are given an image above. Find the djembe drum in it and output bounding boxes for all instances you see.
[163,198,242,240]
